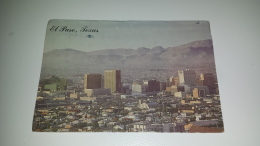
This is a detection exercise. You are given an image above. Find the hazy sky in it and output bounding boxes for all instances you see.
[44,20,212,53]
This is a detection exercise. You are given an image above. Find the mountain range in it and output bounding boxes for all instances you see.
[40,39,217,81]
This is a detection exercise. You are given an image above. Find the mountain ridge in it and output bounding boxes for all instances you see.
[41,39,216,81]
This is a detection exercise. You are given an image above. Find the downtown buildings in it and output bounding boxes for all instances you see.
[82,70,122,96]
[34,68,223,133]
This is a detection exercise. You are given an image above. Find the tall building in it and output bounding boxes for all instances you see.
[84,74,102,90]
[200,73,217,94]
[178,69,196,86]
[160,82,166,91]
[200,73,215,86]
[104,70,121,94]
[148,80,160,92]
[196,79,204,86]
[174,77,179,85]
[169,77,175,86]
[169,77,179,86]
[122,82,132,94]
[143,80,149,92]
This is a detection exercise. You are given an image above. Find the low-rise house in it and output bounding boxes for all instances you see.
[66,109,80,115]
[176,115,186,121]
[124,107,132,111]
[58,123,66,128]
[120,115,140,122]
[195,114,202,121]
[86,126,93,131]
[67,115,76,120]
[57,129,70,132]
[181,109,194,113]
[184,123,194,131]
[145,117,152,122]
[76,112,85,118]
[113,125,125,130]
[130,123,177,132]
[44,115,52,119]
[71,120,82,125]
[191,120,218,127]
[53,97,66,100]
[139,100,160,109]
[189,100,201,105]
[37,109,49,113]
[102,112,108,117]
[107,122,117,127]
[36,97,43,100]
[64,124,71,129]
[86,118,94,124]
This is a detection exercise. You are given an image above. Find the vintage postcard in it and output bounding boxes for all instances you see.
[33,20,224,132]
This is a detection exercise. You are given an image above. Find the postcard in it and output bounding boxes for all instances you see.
[33,20,224,132]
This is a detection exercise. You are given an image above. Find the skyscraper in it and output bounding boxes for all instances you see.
[178,69,196,86]
[169,77,175,86]
[200,73,217,94]
[148,79,160,92]
[104,70,121,94]
[169,77,179,86]
[200,73,215,87]
[159,82,166,91]
[84,74,102,90]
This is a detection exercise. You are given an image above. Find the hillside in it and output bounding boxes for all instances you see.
[40,39,217,81]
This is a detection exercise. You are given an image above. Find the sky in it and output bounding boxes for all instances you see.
[43,20,212,53]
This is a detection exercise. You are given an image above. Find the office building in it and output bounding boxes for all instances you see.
[84,74,102,90]
[132,82,143,93]
[196,79,204,86]
[148,80,160,92]
[174,77,179,85]
[104,70,121,94]
[143,80,149,92]
[169,77,175,86]
[200,73,215,86]
[178,69,196,86]
[200,73,217,94]
[160,82,166,91]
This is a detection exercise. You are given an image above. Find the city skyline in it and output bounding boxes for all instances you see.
[34,67,223,132]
